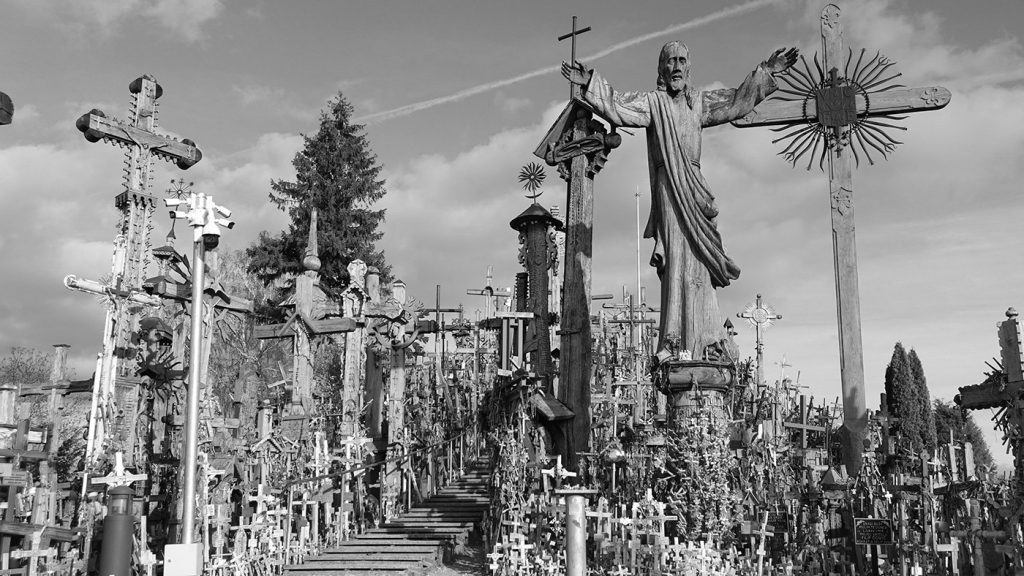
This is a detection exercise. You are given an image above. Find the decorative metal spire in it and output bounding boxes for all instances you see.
[303,207,321,273]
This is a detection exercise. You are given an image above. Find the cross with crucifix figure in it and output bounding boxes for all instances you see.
[734,4,950,473]
[0,90,12,125]
[535,15,621,472]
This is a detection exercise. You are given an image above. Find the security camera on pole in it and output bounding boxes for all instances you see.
[162,191,233,576]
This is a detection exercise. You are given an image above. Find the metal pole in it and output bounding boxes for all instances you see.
[558,489,595,576]
[180,235,206,544]
[635,186,642,380]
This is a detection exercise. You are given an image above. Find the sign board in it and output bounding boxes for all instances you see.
[854,517,894,545]
[0,470,31,488]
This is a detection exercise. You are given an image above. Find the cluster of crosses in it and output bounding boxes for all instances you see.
[2,3,1023,576]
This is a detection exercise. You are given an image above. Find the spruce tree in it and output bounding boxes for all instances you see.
[907,348,938,454]
[246,92,390,298]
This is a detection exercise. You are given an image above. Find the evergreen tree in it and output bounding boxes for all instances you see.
[933,399,994,469]
[884,342,925,453]
[907,348,938,453]
[246,93,390,299]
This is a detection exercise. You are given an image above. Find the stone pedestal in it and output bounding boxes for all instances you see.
[655,360,735,425]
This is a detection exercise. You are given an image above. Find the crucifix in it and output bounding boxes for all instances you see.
[536,16,621,471]
[734,4,950,473]
[737,294,782,389]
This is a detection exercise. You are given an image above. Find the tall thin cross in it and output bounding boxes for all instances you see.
[73,75,202,462]
[558,16,591,98]
[734,3,950,473]
[737,294,782,388]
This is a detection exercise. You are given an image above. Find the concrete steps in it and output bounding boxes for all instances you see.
[285,464,490,575]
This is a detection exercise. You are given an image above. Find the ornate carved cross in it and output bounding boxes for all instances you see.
[737,294,782,388]
[734,3,950,473]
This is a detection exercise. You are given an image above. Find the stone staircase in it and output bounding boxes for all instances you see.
[285,463,490,575]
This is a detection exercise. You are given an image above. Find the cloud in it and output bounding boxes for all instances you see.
[10,0,223,43]
[354,0,776,125]
[0,132,300,376]
[494,93,532,114]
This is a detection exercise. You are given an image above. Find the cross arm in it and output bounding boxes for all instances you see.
[76,110,202,169]
[733,86,951,127]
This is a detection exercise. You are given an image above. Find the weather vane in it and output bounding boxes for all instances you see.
[518,162,546,203]
[164,178,194,244]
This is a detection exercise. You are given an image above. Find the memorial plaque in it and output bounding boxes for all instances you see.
[854,517,894,545]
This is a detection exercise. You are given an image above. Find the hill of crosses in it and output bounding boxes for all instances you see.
[3,4,1024,576]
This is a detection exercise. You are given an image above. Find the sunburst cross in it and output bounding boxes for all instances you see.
[733,3,951,474]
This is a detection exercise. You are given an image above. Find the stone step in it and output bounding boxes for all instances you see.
[322,545,440,554]
[399,512,483,520]
[384,521,474,529]
[306,552,436,562]
[286,560,428,571]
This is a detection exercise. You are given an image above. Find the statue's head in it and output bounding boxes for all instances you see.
[657,41,691,94]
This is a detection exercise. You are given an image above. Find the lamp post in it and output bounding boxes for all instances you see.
[163,191,233,575]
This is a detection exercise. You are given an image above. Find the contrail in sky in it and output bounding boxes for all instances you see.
[354,0,776,125]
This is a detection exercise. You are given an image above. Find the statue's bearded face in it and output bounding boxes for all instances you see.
[659,42,691,94]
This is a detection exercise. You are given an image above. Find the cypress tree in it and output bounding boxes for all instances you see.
[884,342,924,453]
[907,348,938,454]
[246,92,390,299]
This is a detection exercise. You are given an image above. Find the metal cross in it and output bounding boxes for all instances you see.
[558,16,591,97]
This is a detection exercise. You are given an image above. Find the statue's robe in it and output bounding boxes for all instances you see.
[583,66,777,357]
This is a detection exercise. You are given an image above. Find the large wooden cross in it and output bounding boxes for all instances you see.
[535,17,621,471]
[72,75,203,467]
[734,3,950,473]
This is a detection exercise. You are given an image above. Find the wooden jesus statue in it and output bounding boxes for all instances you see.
[563,42,797,363]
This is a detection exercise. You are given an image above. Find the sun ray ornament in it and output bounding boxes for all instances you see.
[733,3,950,474]
[518,161,547,202]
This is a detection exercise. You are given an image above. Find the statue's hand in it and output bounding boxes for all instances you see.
[764,47,799,75]
[561,60,592,87]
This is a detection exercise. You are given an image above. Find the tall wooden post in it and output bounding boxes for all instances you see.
[734,3,950,472]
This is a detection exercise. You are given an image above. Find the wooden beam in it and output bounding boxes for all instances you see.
[734,86,951,127]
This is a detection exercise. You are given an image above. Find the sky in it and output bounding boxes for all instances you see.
[1,0,1023,466]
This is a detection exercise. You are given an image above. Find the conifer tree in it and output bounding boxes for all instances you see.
[246,92,390,299]
[907,348,938,454]
[884,342,925,453]
[933,399,994,468]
